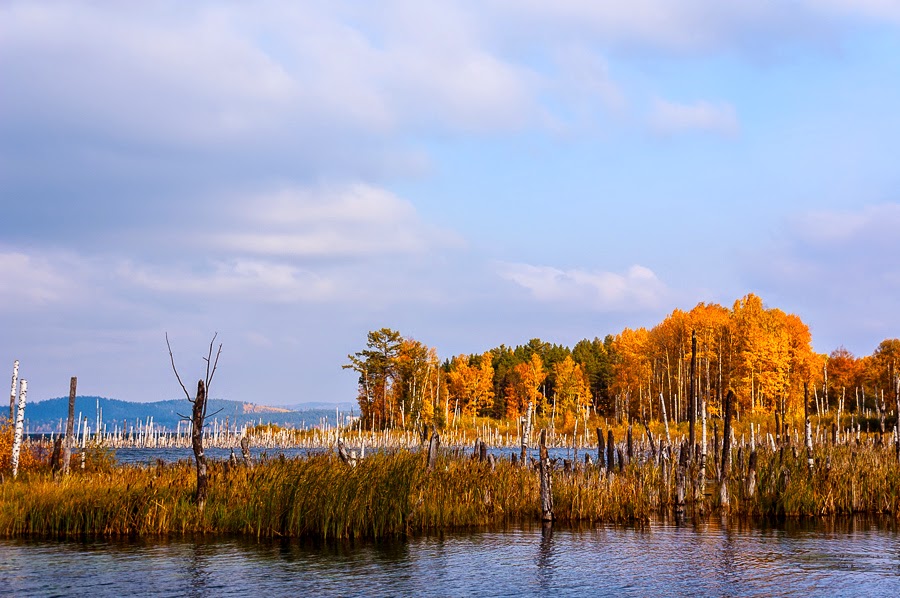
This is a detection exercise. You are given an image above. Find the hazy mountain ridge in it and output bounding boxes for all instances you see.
[19,396,353,434]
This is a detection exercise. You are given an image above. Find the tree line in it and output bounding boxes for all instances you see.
[344,294,900,431]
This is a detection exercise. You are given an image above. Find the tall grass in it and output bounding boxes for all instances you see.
[1,439,899,539]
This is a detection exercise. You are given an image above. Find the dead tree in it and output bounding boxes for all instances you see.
[427,428,440,470]
[62,377,77,474]
[167,333,222,509]
[539,429,553,522]
[720,389,735,508]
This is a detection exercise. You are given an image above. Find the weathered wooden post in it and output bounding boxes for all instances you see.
[539,429,553,522]
[62,376,77,474]
[8,360,18,422]
[11,379,27,478]
[720,389,734,508]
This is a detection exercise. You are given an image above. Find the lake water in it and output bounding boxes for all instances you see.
[109,445,599,466]
[2,518,899,596]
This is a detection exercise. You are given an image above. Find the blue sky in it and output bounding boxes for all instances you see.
[1,1,899,405]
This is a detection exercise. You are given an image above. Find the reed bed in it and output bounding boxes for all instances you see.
[2,435,898,540]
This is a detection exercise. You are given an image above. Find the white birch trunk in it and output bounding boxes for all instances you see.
[11,379,27,478]
[8,360,18,422]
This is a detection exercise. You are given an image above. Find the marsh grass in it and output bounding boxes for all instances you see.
[1,438,899,539]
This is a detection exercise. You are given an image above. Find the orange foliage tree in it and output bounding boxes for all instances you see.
[552,355,591,423]
[447,352,495,417]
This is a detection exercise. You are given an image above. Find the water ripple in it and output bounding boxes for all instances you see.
[2,518,899,596]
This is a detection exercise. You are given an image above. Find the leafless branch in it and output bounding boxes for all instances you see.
[166,332,192,402]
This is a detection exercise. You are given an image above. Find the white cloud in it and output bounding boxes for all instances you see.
[649,99,739,137]
[120,258,337,303]
[0,251,82,307]
[208,183,464,259]
[497,262,667,311]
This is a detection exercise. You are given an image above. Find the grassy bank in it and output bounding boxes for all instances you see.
[1,438,899,539]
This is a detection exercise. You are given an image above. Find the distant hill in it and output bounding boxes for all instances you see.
[278,401,356,411]
[19,396,356,434]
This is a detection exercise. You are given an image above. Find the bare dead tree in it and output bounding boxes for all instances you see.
[167,332,222,509]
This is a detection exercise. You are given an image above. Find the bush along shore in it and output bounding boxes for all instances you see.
[2,408,900,540]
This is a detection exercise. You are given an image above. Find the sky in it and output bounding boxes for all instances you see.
[1,1,899,405]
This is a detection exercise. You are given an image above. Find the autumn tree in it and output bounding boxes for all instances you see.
[552,355,591,422]
[504,352,547,418]
[344,328,402,430]
[610,327,651,422]
[446,352,495,417]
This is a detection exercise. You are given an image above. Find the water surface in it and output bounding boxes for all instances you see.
[2,518,898,596]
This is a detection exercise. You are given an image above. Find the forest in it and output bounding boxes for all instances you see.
[345,294,900,431]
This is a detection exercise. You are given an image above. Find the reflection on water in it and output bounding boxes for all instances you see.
[2,517,899,597]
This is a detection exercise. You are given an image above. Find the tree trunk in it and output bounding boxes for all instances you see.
[720,389,734,508]
[539,429,553,522]
[596,427,605,469]
[240,436,253,468]
[11,379,27,479]
[606,429,615,473]
[804,382,814,474]
[689,330,697,460]
[63,377,77,475]
[675,441,687,519]
[427,428,440,470]
[192,380,209,507]
[520,402,533,466]
[8,360,18,422]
